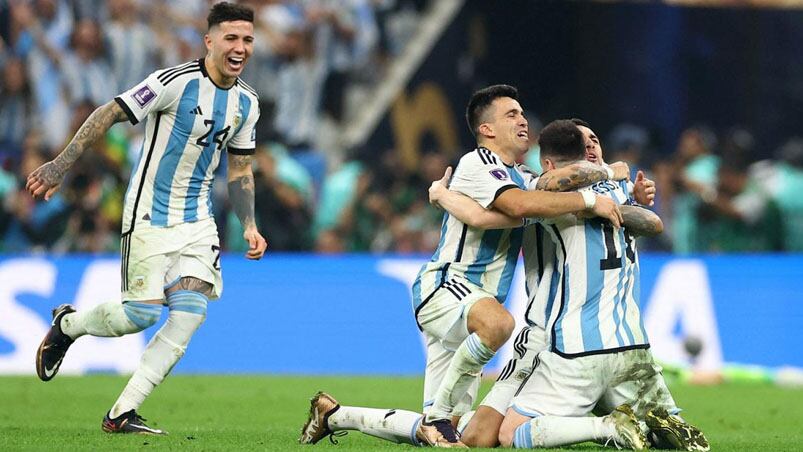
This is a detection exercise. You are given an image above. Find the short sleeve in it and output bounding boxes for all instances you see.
[449,150,518,209]
[227,93,259,155]
[114,70,178,126]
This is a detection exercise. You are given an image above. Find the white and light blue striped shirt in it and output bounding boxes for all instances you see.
[115,59,259,232]
[530,179,649,357]
[412,147,535,315]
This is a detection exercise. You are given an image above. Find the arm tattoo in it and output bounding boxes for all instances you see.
[228,155,256,229]
[41,101,128,185]
[535,161,608,192]
[621,205,662,237]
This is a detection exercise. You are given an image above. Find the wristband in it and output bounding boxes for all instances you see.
[581,191,596,209]
[604,165,615,180]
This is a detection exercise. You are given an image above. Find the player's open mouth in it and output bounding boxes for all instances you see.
[517,130,528,139]
[226,56,244,71]
[586,152,597,162]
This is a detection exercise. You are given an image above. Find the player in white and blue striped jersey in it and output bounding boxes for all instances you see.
[27,2,267,435]
[424,122,656,448]
[407,85,626,445]
[298,107,630,447]
[499,120,709,451]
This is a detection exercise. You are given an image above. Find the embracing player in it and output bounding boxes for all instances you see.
[300,85,630,447]
[29,2,266,434]
[494,120,708,451]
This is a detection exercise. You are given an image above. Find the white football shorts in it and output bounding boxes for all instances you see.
[121,217,222,302]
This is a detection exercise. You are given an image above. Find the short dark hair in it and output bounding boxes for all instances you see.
[465,84,518,138]
[570,118,591,129]
[538,119,585,164]
[207,2,254,29]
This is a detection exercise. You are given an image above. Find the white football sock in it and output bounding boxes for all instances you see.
[328,406,423,445]
[426,333,494,422]
[513,416,613,448]
[109,293,206,418]
[61,301,160,340]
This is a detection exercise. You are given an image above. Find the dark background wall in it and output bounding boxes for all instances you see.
[368,1,803,164]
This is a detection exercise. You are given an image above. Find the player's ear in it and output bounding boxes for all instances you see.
[478,122,494,139]
[541,158,556,172]
[204,33,213,52]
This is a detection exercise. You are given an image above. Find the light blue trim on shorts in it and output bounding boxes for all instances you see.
[511,404,542,418]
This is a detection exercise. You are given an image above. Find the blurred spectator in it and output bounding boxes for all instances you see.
[697,154,783,252]
[105,0,159,91]
[658,125,720,254]
[11,0,73,149]
[1,148,70,251]
[607,123,651,180]
[0,57,37,168]
[252,144,313,251]
[752,138,803,251]
[60,19,117,107]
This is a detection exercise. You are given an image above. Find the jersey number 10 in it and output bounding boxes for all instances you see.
[599,223,636,270]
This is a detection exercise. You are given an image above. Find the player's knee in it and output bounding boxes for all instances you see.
[469,300,515,350]
[462,428,499,448]
[497,310,516,342]
[485,309,515,350]
[122,301,162,333]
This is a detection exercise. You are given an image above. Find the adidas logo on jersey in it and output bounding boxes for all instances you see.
[190,106,203,115]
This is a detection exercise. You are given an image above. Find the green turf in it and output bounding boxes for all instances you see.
[0,375,800,451]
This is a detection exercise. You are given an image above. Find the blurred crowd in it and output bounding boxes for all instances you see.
[567,123,803,254]
[0,0,801,255]
[0,0,430,253]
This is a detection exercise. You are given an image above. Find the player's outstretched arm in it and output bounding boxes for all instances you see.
[620,204,663,237]
[534,161,629,191]
[493,188,623,228]
[227,153,268,260]
[26,100,128,200]
[429,167,521,229]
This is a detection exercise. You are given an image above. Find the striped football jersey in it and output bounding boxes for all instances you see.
[531,179,650,357]
[115,59,260,233]
[412,147,536,315]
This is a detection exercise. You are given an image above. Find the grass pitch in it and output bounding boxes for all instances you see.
[0,375,800,451]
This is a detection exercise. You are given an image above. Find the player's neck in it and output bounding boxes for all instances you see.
[203,56,236,89]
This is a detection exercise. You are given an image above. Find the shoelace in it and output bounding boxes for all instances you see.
[327,431,347,444]
[430,420,460,443]
[133,414,149,425]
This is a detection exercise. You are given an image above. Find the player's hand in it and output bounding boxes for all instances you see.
[428,166,452,207]
[26,161,64,201]
[591,195,623,228]
[608,161,630,181]
[243,227,267,260]
[633,170,656,206]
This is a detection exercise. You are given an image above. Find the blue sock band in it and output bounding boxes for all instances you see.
[166,290,208,315]
[513,421,533,448]
[465,333,495,364]
[122,302,162,330]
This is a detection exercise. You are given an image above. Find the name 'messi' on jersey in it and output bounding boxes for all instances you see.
[412,147,537,314]
[115,59,260,231]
